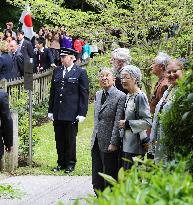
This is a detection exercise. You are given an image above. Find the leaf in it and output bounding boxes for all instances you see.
[187,93,193,103]
[182,111,190,121]
[98,172,117,186]
[118,167,125,182]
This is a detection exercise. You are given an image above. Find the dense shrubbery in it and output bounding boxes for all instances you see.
[75,157,193,205]
[161,68,193,160]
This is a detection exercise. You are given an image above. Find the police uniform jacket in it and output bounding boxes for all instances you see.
[48,64,89,121]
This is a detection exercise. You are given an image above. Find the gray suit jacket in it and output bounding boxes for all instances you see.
[91,87,126,152]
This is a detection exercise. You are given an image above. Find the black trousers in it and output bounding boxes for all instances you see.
[53,120,78,168]
[122,152,144,170]
[92,138,119,192]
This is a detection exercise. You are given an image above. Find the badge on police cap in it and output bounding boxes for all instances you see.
[60,48,78,57]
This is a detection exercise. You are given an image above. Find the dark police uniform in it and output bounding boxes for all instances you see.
[48,63,89,171]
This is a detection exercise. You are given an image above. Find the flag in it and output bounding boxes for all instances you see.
[19,5,34,40]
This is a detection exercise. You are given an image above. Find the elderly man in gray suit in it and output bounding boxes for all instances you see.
[91,68,126,193]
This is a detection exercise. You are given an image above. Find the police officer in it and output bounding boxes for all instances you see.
[48,48,89,173]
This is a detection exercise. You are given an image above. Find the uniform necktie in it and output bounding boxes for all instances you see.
[101,91,108,105]
[12,53,15,61]
[63,67,68,78]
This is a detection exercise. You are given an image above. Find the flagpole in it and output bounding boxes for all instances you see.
[28,89,33,165]
[20,3,34,166]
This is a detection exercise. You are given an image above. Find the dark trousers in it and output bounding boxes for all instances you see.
[122,152,144,170]
[53,120,78,168]
[92,138,119,192]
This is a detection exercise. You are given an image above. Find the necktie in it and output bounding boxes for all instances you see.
[12,53,15,61]
[63,67,68,78]
[101,91,108,105]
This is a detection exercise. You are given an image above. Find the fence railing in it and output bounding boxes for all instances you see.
[0,68,53,105]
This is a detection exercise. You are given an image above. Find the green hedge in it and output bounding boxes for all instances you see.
[161,69,193,160]
[77,157,193,205]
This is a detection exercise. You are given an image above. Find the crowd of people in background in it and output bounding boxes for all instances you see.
[0,21,106,80]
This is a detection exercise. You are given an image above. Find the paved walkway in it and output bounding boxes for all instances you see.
[0,175,95,205]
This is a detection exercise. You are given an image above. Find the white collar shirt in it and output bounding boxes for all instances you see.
[63,63,74,78]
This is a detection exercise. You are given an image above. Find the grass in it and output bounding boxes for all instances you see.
[12,104,94,176]
[0,184,24,199]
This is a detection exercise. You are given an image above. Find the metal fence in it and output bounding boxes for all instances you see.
[0,68,53,105]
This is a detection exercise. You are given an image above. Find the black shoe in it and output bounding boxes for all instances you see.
[65,166,74,173]
[52,166,64,172]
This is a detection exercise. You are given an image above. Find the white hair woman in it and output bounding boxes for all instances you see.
[118,65,152,169]
[150,59,184,163]
[110,48,132,93]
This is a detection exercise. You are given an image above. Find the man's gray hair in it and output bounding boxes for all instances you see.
[154,52,171,67]
[112,48,132,64]
[122,65,142,85]
[99,67,116,77]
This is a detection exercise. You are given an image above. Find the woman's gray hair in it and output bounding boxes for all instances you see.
[154,52,171,68]
[121,65,142,86]
[112,48,132,65]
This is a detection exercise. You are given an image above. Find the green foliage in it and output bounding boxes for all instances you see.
[161,68,193,160]
[80,157,193,205]
[0,1,21,30]
[5,0,193,96]
[9,89,31,162]
[9,88,48,163]
[0,184,23,199]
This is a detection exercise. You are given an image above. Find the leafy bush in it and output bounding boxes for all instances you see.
[161,69,193,160]
[0,184,23,199]
[79,157,193,205]
[9,88,48,164]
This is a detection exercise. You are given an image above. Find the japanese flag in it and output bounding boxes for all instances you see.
[19,5,34,40]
